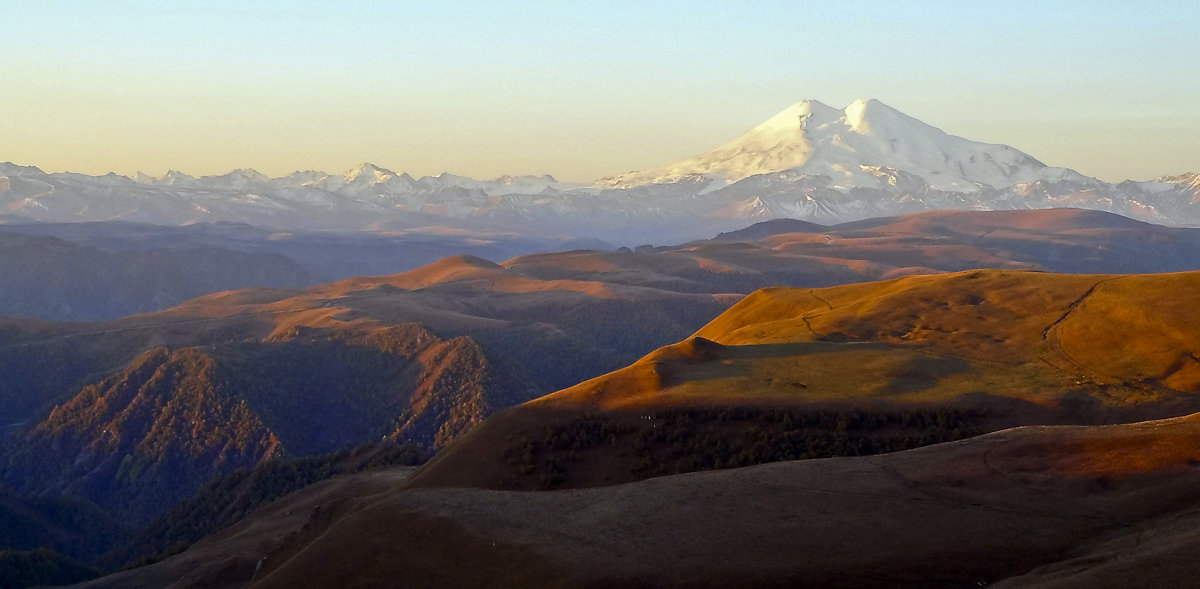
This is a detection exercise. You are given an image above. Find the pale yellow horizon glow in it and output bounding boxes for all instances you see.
[4,2,1197,184]
[8,102,1196,184]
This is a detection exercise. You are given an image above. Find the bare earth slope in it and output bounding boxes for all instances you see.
[111,413,1200,588]
[75,466,419,589]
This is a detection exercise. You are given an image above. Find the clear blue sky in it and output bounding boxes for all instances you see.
[3,0,1198,181]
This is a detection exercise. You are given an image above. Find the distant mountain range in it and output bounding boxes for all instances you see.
[3,99,1198,243]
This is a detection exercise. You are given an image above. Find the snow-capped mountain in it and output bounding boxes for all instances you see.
[600,99,1091,192]
[1156,172,1200,193]
[2,99,1198,243]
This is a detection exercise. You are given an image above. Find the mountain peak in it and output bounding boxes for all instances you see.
[0,162,46,176]
[1156,172,1200,188]
[844,98,892,130]
[600,98,1079,192]
[599,100,835,188]
[847,97,885,109]
[752,100,840,134]
[224,168,268,180]
[345,162,402,183]
[158,170,198,186]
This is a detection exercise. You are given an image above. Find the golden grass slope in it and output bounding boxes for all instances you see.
[540,269,1200,411]
[700,270,1200,383]
[410,269,1200,491]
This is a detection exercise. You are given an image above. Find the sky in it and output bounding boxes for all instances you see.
[3,1,1198,183]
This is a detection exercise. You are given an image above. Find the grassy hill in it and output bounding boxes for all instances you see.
[409,269,1200,491]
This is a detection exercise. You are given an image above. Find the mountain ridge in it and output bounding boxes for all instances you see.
[3,100,1199,242]
[0,324,539,526]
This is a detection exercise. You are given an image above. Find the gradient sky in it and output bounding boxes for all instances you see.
[4,1,1198,182]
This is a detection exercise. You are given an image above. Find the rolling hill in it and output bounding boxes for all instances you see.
[9,207,1200,454]
[409,269,1200,491]
[0,230,323,321]
[84,411,1200,588]
[6,209,1200,582]
[0,220,605,321]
